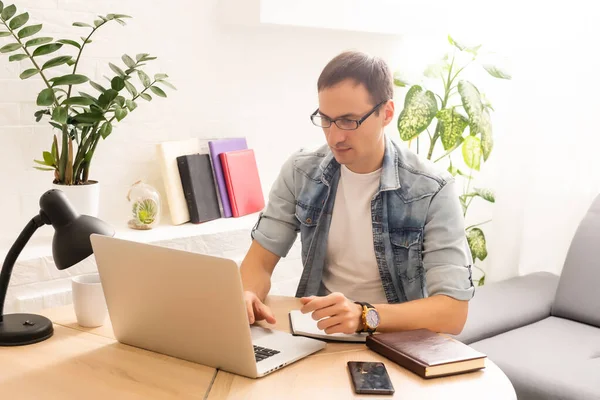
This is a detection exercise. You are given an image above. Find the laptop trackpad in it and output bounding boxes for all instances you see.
[250,325,279,340]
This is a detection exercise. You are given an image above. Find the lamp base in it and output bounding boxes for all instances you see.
[0,313,54,346]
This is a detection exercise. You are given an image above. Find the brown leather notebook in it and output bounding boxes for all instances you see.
[366,329,486,379]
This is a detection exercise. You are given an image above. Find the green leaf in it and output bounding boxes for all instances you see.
[49,121,62,130]
[397,85,438,141]
[392,70,409,87]
[483,64,512,80]
[8,53,26,61]
[97,89,118,107]
[459,195,468,214]
[93,19,104,27]
[136,53,149,62]
[112,14,132,19]
[0,43,21,53]
[126,99,137,111]
[1,4,16,21]
[458,81,486,137]
[462,135,482,171]
[25,37,52,47]
[80,36,92,44]
[19,68,38,79]
[56,39,81,49]
[34,166,55,171]
[447,34,465,50]
[0,31,10,37]
[42,55,72,70]
[139,93,152,101]
[37,88,55,106]
[0,1,3,13]
[90,80,106,93]
[478,275,485,286]
[51,106,68,124]
[122,54,135,68]
[73,22,92,28]
[115,106,127,121]
[480,109,493,161]
[150,86,166,98]
[114,96,125,107]
[9,12,28,29]
[437,108,468,150]
[137,70,151,87]
[99,121,112,139]
[34,159,50,166]
[124,80,137,97]
[157,80,176,90]
[467,228,488,261]
[18,24,42,39]
[52,74,89,86]
[109,62,125,77]
[32,43,63,57]
[111,76,125,91]
[74,112,104,123]
[154,73,168,80]
[78,92,99,105]
[62,96,95,106]
[42,151,54,166]
[473,188,495,203]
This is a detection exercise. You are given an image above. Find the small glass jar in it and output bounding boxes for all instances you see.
[127,180,161,230]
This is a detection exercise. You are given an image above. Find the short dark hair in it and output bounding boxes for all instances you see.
[317,51,393,110]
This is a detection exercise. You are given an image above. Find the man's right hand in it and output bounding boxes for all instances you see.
[244,291,276,325]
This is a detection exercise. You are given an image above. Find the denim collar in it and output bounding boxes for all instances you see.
[319,135,401,190]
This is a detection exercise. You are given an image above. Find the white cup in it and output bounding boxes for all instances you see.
[72,273,108,328]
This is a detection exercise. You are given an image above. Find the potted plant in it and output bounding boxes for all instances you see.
[0,3,175,216]
[394,35,511,285]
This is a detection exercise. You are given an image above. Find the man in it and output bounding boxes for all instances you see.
[240,51,474,336]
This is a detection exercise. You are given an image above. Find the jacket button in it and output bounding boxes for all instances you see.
[306,218,312,224]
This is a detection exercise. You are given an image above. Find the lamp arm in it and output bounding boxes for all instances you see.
[0,214,48,321]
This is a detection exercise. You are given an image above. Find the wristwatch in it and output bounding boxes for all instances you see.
[354,301,380,333]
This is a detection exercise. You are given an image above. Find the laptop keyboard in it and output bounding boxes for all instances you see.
[253,345,280,362]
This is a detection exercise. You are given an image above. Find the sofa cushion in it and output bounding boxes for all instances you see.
[470,317,600,400]
[552,194,600,327]
[453,272,559,344]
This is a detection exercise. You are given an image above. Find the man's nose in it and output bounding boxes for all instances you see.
[327,124,347,144]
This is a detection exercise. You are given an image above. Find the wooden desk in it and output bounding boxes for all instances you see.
[1,318,215,399]
[5,296,516,399]
[208,296,517,400]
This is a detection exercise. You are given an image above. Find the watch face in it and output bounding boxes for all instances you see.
[366,309,380,328]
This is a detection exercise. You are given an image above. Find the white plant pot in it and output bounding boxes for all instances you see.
[52,181,101,217]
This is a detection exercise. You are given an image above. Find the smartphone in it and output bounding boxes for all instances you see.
[347,361,395,395]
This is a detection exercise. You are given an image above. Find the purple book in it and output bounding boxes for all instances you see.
[208,137,248,218]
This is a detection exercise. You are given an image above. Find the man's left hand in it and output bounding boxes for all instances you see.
[300,292,363,334]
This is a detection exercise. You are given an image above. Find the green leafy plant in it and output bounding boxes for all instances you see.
[0,3,176,185]
[395,35,511,285]
[132,198,158,226]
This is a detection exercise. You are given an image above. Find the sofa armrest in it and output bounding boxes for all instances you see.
[452,272,559,344]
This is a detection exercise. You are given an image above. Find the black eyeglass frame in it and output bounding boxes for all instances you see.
[310,99,388,130]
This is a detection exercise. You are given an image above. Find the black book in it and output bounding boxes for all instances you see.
[176,153,221,224]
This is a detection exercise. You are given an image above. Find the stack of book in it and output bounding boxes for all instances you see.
[156,137,265,225]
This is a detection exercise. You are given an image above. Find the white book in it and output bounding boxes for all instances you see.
[288,310,369,343]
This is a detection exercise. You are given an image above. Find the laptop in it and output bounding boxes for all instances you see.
[90,234,326,378]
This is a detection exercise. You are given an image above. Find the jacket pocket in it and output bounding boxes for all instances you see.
[295,202,320,261]
[390,228,423,282]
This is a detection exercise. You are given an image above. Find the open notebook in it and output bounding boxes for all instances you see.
[288,310,369,343]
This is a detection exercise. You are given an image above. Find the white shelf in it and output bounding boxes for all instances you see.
[0,213,259,263]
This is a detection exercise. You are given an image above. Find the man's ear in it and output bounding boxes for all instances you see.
[382,100,395,127]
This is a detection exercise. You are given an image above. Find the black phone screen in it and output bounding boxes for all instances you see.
[347,361,395,395]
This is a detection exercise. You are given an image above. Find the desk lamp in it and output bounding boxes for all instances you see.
[0,189,114,346]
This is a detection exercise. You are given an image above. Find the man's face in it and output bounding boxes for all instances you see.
[317,79,394,173]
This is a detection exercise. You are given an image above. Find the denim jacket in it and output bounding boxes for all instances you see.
[251,136,474,303]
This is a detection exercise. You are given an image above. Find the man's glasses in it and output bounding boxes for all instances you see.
[310,100,387,131]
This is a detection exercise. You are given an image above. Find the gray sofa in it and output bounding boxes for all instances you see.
[454,195,600,400]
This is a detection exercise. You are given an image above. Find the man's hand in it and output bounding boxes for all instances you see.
[244,291,276,325]
[300,292,363,334]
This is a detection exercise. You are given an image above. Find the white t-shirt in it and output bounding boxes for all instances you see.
[321,165,389,304]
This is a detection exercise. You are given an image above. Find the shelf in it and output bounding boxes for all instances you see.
[0,213,260,263]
